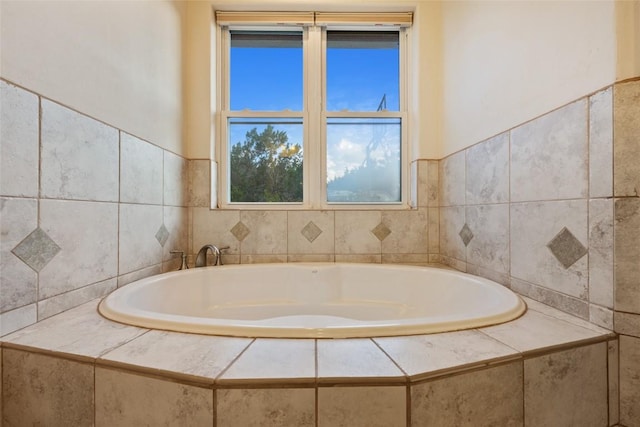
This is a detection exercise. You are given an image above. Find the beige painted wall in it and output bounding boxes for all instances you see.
[440,0,619,157]
[0,0,185,154]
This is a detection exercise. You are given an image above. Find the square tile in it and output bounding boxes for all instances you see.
[0,304,37,336]
[39,200,118,298]
[524,343,607,427]
[614,198,640,313]
[465,204,509,273]
[95,367,213,426]
[0,81,39,197]
[120,132,163,204]
[619,335,640,425]
[510,200,588,299]
[217,388,315,427]
[546,227,588,269]
[439,206,466,261]
[2,349,94,426]
[192,208,240,256]
[37,278,116,320]
[41,99,119,201]
[318,386,405,427]
[0,197,37,312]
[411,362,523,427]
[613,80,640,197]
[511,99,588,202]
[466,132,509,204]
[189,159,211,207]
[164,151,189,207]
[288,211,335,254]
[240,210,287,255]
[335,211,381,254]
[381,210,428,254]
[439,151,465,206]
[427,207,439,253]
[119,203,163,275]
[427,159,439,206]
[511,277,588,319]
[589,87,613,198]
[589,198,614,308]
[162,206,188,262]
[608,339,619,425]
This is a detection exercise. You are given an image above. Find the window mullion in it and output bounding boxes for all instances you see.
[306,25,323,209]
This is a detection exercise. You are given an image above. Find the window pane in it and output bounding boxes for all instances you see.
[326,31,399,112]
[230,31,303,111]
[326,118,401,203]
[228,118,303,203]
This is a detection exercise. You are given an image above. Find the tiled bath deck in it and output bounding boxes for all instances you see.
[1,296,617,426]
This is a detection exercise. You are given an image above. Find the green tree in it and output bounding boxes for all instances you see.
[230,125,303,202]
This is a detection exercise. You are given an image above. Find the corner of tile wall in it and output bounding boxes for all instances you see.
[0,79,189,336]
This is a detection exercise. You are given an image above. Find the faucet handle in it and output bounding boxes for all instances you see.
[169,250,189,270]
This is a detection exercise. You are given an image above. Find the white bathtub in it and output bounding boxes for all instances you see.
[99,263,526,338]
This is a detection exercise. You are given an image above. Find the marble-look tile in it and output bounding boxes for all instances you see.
[162,206,188,262]
[41,99,119,201]
[117,264,162,288]
[318,386,405,427]
[608,339,620,425]
[411,361,523,427]
[95,367,213,426]
[288,254,334,262]
[189,159,211,207]
[2,349,94,426]
[465,204,509,273]
[335,254,381,263]
[511,99,588,201]
[192,208,240,256]
[39,200,118,298]
[240,210,287,255]
[0,81,39,197]
[382,253,430,264]
[481,309,604,354]
[615,312,640,338]
[440,254,467,272]
[510,200,588,299]
[0,197,37,312]
[119,203,163,275]
[466,263,510,287]
[0,304,36,336]
[100,330,251,382]
[217,388,315,427]
[0,347,2,422]
[38,278,116,320]
[427,207,439,253]
[521,296,611,334]
[410,160,419,207]
[374,329,518,380]
[589,87,613,198]
[589,198,614,308]
[613,79,640,197]
[120,132,163,204]
[619,335,640,425]
[3,300,147,358]
[439,151,465,206]
[589,304,613,330]
[511,277,588,320]
[241,254,287,264]
[218,339,315,384]
[466,132,509,204]
[524,342,607,427]
[416,160,429,207]
[164,150,189,207]
[439,206,466,261]
[427,159,439,206]
[381,210,428,254]
[335,211,381,254]
[317,339,404,383]
[614,198,640,313]
[288,211,335,254]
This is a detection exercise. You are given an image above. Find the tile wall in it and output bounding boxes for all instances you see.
[0,79,189,336]
[188,159,439,265]
[438,79,640,427]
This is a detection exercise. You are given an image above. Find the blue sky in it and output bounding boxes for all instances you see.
[230,39,399,182]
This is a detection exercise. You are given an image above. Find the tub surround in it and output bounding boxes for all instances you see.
[0,79,189,336]
[1,295,615,426]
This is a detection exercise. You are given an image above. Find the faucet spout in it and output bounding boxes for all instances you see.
[195,244,218,267]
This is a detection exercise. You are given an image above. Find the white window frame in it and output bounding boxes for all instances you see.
[215,12,411,210]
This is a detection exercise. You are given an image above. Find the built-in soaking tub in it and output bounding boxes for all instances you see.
[99,263,526,338]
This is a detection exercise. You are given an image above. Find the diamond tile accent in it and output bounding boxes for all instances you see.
[301,221,322,243]
[11,227,61,272]
[372,222,391,241]
[231,221,250,242]
[155,224,170,247]
[547,227,588,269]
[459,223,474,247]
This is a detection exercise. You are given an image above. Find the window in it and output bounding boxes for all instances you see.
[216,12,411,209]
